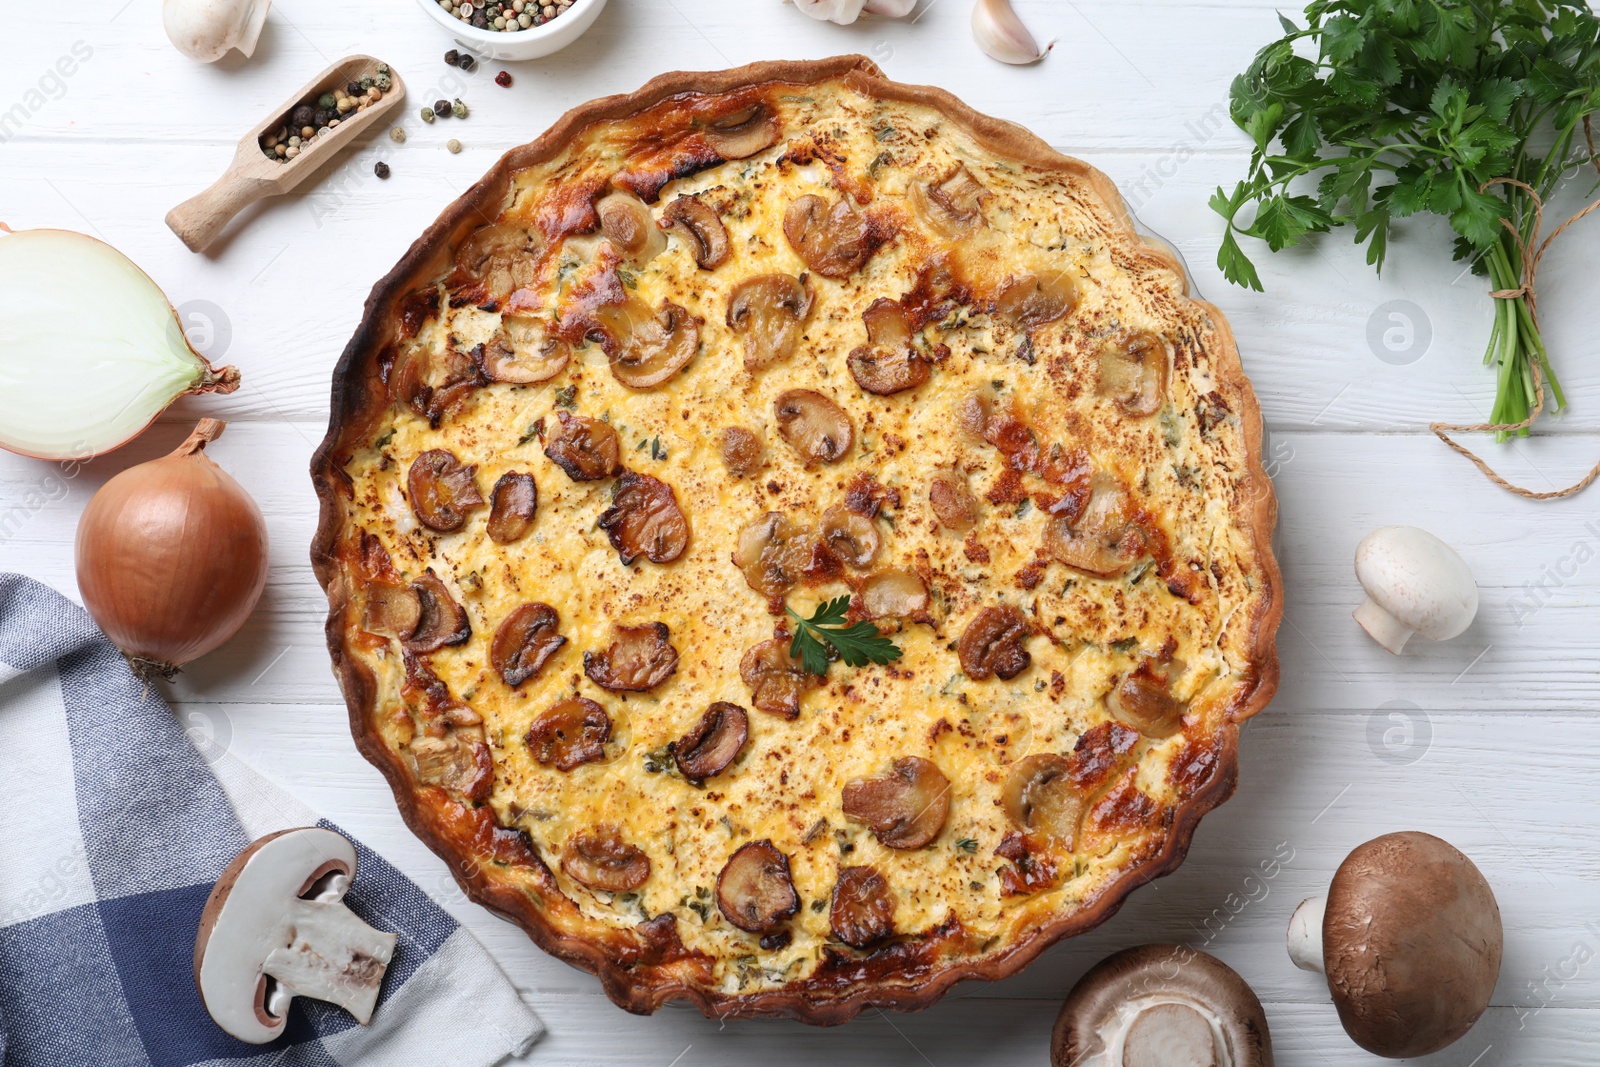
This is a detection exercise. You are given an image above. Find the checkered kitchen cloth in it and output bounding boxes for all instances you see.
[0,574,544,1066]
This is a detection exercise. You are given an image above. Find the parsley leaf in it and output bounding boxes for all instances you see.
[785,596,902,677]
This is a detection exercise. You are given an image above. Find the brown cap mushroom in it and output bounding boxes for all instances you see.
[1051,944,1274,1067]
[1287,831,1502,1058]
[194,827,398,1044]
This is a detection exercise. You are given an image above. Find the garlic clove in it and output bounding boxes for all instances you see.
[794,0,870,24]
[972,0,1052,65]
[163,0,272,64]
[863,0,918,15]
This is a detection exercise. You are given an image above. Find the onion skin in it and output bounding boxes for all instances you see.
[75,418,268,679]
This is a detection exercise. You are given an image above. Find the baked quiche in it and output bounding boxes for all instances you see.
[311,56,1282,1022]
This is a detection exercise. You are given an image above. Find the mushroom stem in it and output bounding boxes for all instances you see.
[260,890,396,1024]
[1353,596,1414,654]
[1287,895,1327,973]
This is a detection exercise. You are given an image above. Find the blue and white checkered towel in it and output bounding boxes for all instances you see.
[0,574,544,1066]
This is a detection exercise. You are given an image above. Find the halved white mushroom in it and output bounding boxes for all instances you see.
[783,194,887,278]
[596,190,666,266]
[194,827,398,1044]
[1051,944,1274,1067]
[929,466,980,531]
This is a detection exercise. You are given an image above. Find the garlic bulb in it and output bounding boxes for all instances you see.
[163,0,271,63]
[972,0,1052,65]
[794,0,916,24]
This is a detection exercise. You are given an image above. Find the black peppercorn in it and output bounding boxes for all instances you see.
[374,161,391,179]
[444,49,459,66]
[457,53,477,70]
[314,108,335,128]
[433,99,452,118]
[471,13,489,28]
[345,81,362,98]
[291,104,315,128]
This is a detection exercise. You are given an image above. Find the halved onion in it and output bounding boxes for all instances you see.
[0,228,240,460]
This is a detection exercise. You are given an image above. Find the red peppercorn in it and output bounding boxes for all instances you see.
[495,70,513,88]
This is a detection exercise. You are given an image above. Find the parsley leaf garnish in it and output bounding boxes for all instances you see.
[784,596,902,676]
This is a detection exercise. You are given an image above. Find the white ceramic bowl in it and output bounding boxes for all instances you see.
[413,0,607,61]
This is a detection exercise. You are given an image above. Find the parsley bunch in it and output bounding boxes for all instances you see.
[786,596,902,677]
[1215,0,1600,439]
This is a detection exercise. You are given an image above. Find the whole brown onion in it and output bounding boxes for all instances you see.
[75,418,268,680]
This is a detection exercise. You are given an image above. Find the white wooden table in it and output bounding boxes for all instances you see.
[5,1,1600,1062]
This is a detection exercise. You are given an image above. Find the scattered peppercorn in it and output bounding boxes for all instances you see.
[447,138,463,154]
[421,107,436,123]
[451,99,469,119]
[389,126,407,143]
[495,70,512,88]
[457,53,476,71]
[374,161,391,179]
[444,49,460,65]
[433,99,452,118]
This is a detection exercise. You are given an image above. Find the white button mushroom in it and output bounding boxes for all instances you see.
[163,0,270,64]
[1287,831,1503,1059]
[1352,525,1478,654]
[194,827,398,1044]
[1051,944,1274,1066]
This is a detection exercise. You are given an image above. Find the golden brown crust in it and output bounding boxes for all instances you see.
[310,55,1282,1024]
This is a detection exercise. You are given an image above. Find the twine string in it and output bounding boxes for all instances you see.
[1429,120,1600,500]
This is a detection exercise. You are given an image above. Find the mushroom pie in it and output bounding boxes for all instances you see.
[312,56,1283,1022]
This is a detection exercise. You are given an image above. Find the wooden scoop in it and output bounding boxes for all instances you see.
[166,55,406,253]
